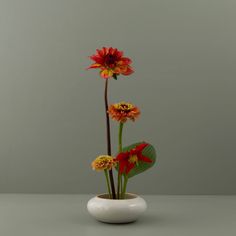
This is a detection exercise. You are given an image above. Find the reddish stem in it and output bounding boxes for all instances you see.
[104,79,116,199]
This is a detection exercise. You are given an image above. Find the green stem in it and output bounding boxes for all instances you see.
[120,174,123,195]
[117,122,124,199]
[121,175,128,199]
[118,122,124,152]
[104,170,112,199]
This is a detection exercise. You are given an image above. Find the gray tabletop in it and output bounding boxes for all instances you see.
[0,194,235,236]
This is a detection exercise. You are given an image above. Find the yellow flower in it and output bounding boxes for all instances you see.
[91,155,117,171]
[108,102,140,123]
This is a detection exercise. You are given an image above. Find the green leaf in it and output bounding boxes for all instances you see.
[118,142,157,178]
[113,74,118,80]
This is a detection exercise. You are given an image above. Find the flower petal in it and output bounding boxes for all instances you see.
[102,47,108,55]
[120,57,132,64]
[116,50,123,58]
[119,161,127,174]
[116,152,129,161]
[138,154,152,163]
[90,55,104,64]
[109,47,115,54]
[122,66,134,75]
[126,163,135,174]
[96,49,105,57]
[136,143,149,152]
[87,63,101,69]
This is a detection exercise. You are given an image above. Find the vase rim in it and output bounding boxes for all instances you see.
[96,193,139,200]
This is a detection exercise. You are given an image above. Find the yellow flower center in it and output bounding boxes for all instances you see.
[128,154,138,164]
[114,102,134,112]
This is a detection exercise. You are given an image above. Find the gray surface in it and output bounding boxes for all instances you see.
[0,194,235,236]
[0,0,236,194]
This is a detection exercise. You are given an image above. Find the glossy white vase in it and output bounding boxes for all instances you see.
[87,193,147,223]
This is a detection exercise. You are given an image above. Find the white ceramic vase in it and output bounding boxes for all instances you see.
[87,193,147,223]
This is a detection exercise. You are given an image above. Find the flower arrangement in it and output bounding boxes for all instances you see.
[87,47,156,199]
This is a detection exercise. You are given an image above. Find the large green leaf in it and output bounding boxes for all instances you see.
[118,142,157,178]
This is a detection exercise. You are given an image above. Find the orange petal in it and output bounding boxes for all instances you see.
[120,57,132,64]
[88,63,101,69]
[122,66,134,75]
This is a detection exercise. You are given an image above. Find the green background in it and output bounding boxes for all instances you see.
[0,0,235,194]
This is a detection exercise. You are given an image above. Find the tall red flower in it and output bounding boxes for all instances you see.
[116,143,152,175]
[87,47,134,79]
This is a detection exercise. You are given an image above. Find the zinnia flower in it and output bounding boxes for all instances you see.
[108,102,140,123]
[116,143,152,174]
[91,155,117,171]
[87,47,134,79]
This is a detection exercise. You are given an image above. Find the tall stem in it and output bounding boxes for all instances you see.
[104,79,116,199]
[121,175,128,199]
[117,122,124,199]
[104,170,111,199]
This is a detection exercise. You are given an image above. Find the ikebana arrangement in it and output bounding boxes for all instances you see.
[86,47,157,223]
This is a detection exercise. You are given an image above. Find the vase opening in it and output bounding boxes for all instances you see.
[97,193,138,200]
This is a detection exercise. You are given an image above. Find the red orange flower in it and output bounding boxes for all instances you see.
[116,143,152,174]
[108,102,140,123]
[87,47,134,79]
